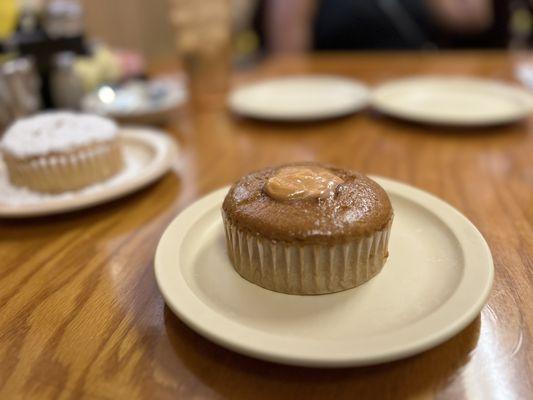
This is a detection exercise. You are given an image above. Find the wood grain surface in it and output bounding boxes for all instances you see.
[1,52,532,399]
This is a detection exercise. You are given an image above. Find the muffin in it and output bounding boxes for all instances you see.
[0,112,123,193]
[222,163,393,295]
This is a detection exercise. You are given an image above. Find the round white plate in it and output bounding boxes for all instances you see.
[0,128,176,218]
[155,177,493,367]
[371,76,533,126]
[229,76,369,121]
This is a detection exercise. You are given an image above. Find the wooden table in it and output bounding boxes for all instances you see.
[1,52,531,399]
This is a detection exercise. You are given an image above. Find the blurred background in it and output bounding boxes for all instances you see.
[58,1,533,56]
[69,1,533,54]
[0,0,531,127]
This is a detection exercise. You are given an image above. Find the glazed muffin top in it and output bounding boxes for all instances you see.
[1,112,118,159]
[222,163,393,244]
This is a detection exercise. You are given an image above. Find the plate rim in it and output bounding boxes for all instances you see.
[370,75,533,126]
[228,75,370,121]
[155,177,493,367]
[0,127,176,218]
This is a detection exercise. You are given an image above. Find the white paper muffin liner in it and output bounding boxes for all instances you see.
[2,141,123,194]
[222,212,393,295]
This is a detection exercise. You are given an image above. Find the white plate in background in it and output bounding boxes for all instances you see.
[0,128,176,217]
[155,178,493,367]
[229,76,369,121]
[371,76,532,126]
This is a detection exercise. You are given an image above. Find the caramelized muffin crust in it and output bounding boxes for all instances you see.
[222,163,392,244]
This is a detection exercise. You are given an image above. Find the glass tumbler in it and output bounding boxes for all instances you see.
[169,0,232,109]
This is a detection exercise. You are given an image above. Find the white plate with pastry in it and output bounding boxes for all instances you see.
[229,76,369,121]
[371,76,533,126]
[155,175,493,367]
[0,113,176,218]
